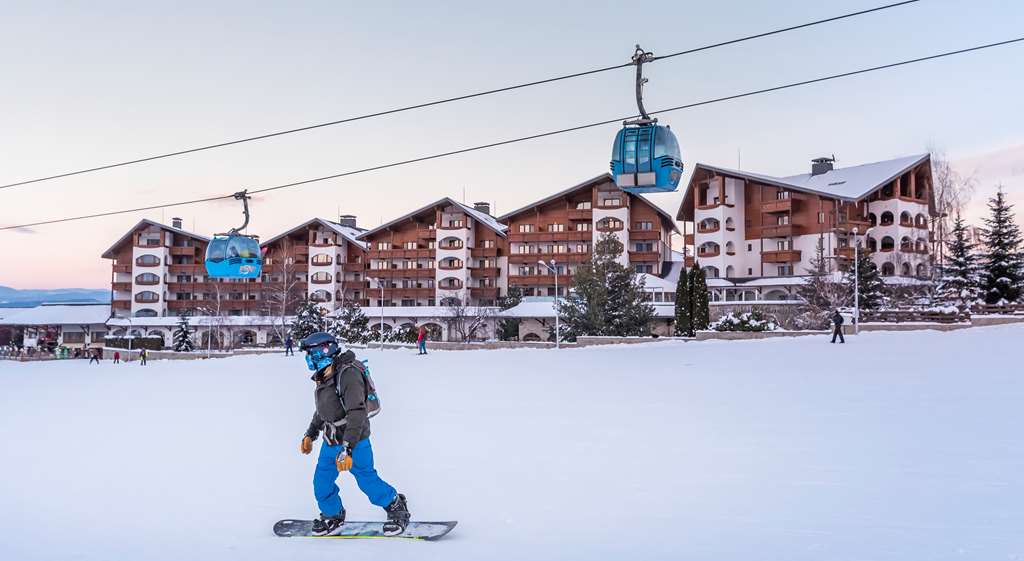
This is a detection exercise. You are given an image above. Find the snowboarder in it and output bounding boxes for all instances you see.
[88,348,100,364]
[113,350,120,364]
[298,332,410,536]
[416,325,427,355]
[285,335,294,356]
[830,310,845,344]
[139,348,148,365]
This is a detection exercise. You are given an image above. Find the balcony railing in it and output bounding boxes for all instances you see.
[697,223,720,234]
[761,199,794,213]
[508,274,573,286]
[111,300,131,310]
[470,247,501,258]
[113,264,131,273]
[342,262,366,272]
[508,231,591,242]
[762,250,802,263]
[112,282,131,291]
[835,247,855,259]
[509,252,590,264]
[438,261,464,271]
[469,267,501,278]
[566,209,593,220]
[169,246,196,256]
[761,224,798,238]
[628,251,661,262]
[684,234,694,246]
[697,247,720,258]
[469,287,500,299]
[628,229,661,240]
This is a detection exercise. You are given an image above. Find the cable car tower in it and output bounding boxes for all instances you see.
[610,46,684,193]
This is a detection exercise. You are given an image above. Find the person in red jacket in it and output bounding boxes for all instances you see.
[416,326,427,355]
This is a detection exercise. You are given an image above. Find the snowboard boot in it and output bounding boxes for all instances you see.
[311,509,346,536]
[382,493,410,536]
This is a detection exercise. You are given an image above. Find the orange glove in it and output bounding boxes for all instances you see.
[300,436,313,455]
[335,445,353,472]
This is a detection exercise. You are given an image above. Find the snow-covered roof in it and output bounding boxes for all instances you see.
[332,306,500,319]
[358,197,507,240]
[0,303,111,326]
[678,154,933,220]
[101,219,210,259]
[259,218,368,250]
[106,316,286,328]
[498,298,562,318]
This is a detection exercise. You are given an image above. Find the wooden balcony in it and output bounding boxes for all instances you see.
[761,224,799,238]
[508,253,590,264]
[470,267,501,278]
[470,247,501,258]
[310,277,333,285]
[293,245,309,254]
[379,288,434,299]
[470,287,500,299]
[761,199,795,214]
[113,264,131,273]
[365,268,435,278]
[762,250,802,263]
[684,234,694,246]
[169,246,196,256]
[508,231,591,243]
[367,248,434,259]
[437,261,465,271]
[697,248,720,258]
[628,229,661,241]
[685,256,694,267]
[566,209,593,221]
[697,223,720,234]
[835,247,856,260]
[628,251,661,262]
[134,294,161,304]
[111,300,131,310]
[112,282,131,291]
[342,262,366,272]
[167,300,199,311]
[168,264,204,274]
[417,229,437,240]
[508,274,573,286]
[134,241,164,248]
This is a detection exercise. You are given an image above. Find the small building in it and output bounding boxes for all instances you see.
[0,303,111,350]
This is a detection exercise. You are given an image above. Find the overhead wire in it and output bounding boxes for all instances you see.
[0,0,920,192]
[2,36,1020,232]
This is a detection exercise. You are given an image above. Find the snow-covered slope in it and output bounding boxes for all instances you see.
[2,325,1023,561]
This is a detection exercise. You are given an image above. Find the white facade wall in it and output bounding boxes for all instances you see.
[130,245,168,317]
[592,205,630,268]
[436,211,472,305]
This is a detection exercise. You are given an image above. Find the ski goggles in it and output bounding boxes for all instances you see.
[305,346,333,372]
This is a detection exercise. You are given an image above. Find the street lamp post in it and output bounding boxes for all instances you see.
[538,259,559,349]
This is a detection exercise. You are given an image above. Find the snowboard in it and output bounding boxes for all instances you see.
[273,519,457,541]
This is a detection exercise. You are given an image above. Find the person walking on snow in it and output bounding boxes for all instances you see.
[113,350,120,364]
[298,332,410,536]
[285,335,294,356]
[140,348,148,365]
[830,310,845,344]
[416,325,427,355]
[88,348,100,364]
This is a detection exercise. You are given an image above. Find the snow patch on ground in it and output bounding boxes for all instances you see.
[2,325,1024,560]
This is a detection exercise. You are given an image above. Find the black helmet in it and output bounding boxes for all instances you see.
[299,332,341,355]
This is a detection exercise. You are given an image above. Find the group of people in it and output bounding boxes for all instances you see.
[283,325,431,357]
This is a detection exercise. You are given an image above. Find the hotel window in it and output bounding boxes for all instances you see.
[818,212,826,224]
[480,239,496,248]
[776,240,791,251]
[427,241,436,249]
[776,190,790,200]
[601,197,622,207]
[403,241,418,250]
[376,242,389,250]
[576,223,591,231]
[747,268,753,276]
[747,243,753,252]
[575,201,592,210]
[575,244,588,253]
[518,224,535,233]
[547,223,565,232]
[634,221,653,230]
[778,265,793,276]
[776,215,789,225]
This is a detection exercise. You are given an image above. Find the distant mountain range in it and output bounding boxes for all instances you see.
[0,286,110,308]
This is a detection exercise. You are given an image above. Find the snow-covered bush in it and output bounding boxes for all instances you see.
[710,310,780,332]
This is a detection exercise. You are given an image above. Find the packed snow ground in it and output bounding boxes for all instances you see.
[2,325,1024,561]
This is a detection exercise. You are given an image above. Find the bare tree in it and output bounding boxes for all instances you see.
[441,297,494,342]
[262,237,302,346]
[928,146,977,269]
[197,281,229,351]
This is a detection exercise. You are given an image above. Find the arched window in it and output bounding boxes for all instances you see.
[725,241,735,255]
[438,237,464,250]
[880,212,894,226]
[311,254,333,266]
[916,263,928,278]
[915,238,928,253]
[439,277,464,290]
[725,265,735,278]
[522,333,541,342]
[900,236,913,252]
[868,213,878,227]
[881,236,895,251]
[135,254,161,267]
[698,242,720,257]
[310,271,333,284]
[310,289,332,303]
[900,262,911,276]
[439,257,464,270]
[900,211,912,226]
[698,218,720,233]
[725,217,735,230]
[596,217,624,232]
[915,213,928,228]
[134,291,159,303]
[440,296,461,307]
[133,308,159,318]
[866,236,878,252]
[881,262,896,276]
[135,272,160,285]
[703,265,720,278]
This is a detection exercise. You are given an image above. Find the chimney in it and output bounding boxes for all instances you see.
[473,202,491,215]
[338,214,357,228]
[171,217,183,229]
[811,156,835,176]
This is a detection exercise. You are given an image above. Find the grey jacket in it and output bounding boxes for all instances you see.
[304,350,371,447]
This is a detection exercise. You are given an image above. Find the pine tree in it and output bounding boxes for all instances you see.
[496,286,524,341]
[843,248,885,310]
[559,232,653,339]
[172,313,195,352]
[330,300,370,344]
[673,265,693,336]
[290,298,328,341]
[980,188,1024,304]
[937,213,981,308]
[689,261,710,330]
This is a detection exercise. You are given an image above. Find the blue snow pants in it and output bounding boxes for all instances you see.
[418,340,426,353]
[313,438,397,517]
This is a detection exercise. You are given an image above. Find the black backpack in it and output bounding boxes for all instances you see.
[334,357,381,419]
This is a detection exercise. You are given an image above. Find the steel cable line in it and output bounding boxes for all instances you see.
[0,1,919,192]
[2,35,1020,233]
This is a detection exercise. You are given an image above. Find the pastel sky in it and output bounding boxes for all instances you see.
[1,0,1022,289]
